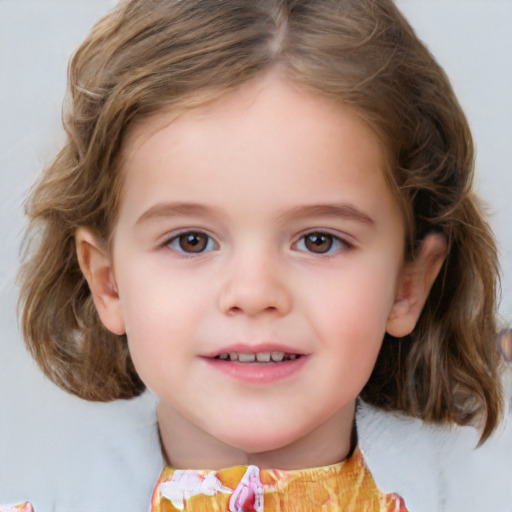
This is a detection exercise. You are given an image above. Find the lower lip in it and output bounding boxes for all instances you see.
[203,356,308,384]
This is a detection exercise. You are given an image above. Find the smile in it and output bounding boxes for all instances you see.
[205,349,308,383]
[216,352,300,363]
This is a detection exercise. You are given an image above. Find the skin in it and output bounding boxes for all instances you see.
[77,72,446,470]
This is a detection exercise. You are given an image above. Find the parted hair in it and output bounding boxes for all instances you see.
[19,0,503,441]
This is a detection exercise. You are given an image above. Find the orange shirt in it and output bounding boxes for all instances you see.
[151,447,409,512]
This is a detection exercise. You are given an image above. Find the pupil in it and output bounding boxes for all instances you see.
[179,233,207,253]
[306,233,332,253]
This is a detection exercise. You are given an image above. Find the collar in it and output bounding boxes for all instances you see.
[150,446,408,511]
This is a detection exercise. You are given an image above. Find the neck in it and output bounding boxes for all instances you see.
[157,401,356,471]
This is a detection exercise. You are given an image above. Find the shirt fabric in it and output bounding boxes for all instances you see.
[150,446,409,512]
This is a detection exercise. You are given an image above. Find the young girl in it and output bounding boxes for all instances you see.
[12,0,505,510]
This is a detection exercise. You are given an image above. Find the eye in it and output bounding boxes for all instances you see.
[166,231,218,254]
[296,232,347,254]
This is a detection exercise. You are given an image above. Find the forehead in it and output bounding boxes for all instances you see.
[119,72,394,208]
[121,73,390,176]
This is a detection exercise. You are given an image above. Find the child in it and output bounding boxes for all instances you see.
[13,0,505,510]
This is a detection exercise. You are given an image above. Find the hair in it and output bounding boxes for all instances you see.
[19,0,503,442]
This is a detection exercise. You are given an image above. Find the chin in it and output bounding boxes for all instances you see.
[214,423,308,458]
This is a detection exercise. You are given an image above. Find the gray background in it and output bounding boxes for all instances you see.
[1,1,511,511]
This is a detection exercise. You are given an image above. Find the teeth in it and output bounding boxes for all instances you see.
[238,353,256,363]
[271,351,285,362]
[256,352,271,362]
[217,351,298,363]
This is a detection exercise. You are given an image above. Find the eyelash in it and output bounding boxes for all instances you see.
[294,231,351,255]
[163,230,351,256]
[164,230,219,255]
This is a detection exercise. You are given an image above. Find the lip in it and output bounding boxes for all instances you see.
[203,355,309,384]
[201,343,309,384]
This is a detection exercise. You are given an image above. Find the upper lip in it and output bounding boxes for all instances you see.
[203,343,306,358]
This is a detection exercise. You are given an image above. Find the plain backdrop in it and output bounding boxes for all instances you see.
[1,1,511,511]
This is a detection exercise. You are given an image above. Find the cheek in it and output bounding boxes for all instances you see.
[116,262,211,370]
[123,301,190,396]
[319,261,398,325]
[310,260,400,367]
[116,256,199,329]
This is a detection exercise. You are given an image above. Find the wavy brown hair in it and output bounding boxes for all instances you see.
[19,0,503,441]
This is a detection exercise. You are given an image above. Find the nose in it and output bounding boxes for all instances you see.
[218,253,292,317]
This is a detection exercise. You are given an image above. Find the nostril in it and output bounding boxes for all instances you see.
[219,280,292,316]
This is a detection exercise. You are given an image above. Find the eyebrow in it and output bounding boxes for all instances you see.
[135,202,222,225]
[278,203,375,226]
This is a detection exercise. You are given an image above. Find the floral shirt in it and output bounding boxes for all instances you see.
[150,447,409,512]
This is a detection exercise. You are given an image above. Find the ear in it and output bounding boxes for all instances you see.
[386,233,447,338]
[75,228,126,335]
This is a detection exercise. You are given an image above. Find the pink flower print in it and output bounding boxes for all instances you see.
[0,505,34,512]
[159,469,231,510]
[229,465,264,512]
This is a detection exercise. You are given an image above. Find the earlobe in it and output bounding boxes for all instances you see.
[75,228,126,335]
[386,233,447,338]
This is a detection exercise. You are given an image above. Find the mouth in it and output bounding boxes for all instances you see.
[204,346,308,383]
[215,351,301,363]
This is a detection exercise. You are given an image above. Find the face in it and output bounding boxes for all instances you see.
[85,74,411,465]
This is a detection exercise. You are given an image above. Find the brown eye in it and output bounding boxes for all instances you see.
[304,233,334,253]
[167,232,217,254]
